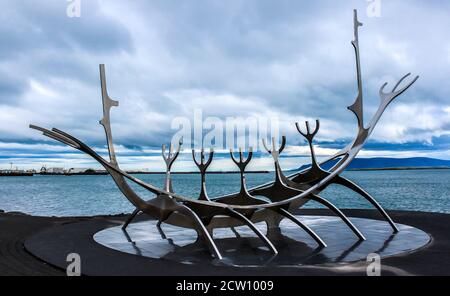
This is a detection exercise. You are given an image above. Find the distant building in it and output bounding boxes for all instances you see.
[67,168,90,174]
[46,167,65,174]
[0,169,33,176]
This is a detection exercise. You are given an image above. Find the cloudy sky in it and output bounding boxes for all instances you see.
[0,0,449,171]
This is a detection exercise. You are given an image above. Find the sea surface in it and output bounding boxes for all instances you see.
[0,170,449,216]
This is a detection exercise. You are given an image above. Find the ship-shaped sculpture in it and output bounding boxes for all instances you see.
[30,10,418,259]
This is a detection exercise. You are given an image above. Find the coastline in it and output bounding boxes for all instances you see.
[0,170,271,177]
[2,167,450,177]
[347,166,450,171]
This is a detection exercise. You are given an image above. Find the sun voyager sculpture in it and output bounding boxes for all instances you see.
[30,10,418,260]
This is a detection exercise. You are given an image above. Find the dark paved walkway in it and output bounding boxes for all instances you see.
[0,213,65,275]
[1,209,449,276]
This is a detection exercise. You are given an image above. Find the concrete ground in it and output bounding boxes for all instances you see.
[1,209,449,276]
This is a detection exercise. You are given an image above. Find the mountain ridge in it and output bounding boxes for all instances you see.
[296,157,450,171]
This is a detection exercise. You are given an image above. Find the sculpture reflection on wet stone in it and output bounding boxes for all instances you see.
[30,10,418,260]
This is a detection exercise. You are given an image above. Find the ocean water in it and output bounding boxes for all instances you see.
[0,170,449,216]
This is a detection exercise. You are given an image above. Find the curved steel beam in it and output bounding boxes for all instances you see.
[189,148,280,253]
[307,194,365,240]
[122,208,141,230]
[176,204,223,260]
[226,208,278,254]
[332,175,399,232]
[278,125,398,234]
[275,208,327,248]
[258,136,362,241]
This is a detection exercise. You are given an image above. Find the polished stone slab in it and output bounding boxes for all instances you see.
[94,216,430,267]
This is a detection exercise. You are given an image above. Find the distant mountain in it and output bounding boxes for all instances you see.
[296,157,450,171]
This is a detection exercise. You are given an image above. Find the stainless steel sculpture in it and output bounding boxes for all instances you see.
[30,10,418,260]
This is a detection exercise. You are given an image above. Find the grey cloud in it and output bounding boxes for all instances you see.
[0,0,449,153]
[0,0,133,100]
[0,0,132,57]
[0,70,28,104]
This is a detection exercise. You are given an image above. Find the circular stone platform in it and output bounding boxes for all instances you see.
[94,216,430,267]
